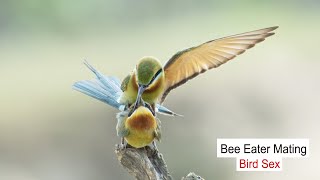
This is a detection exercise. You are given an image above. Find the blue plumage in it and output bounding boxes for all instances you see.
[73,61,181,116]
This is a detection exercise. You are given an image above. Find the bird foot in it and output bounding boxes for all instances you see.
[118,138,127,150]
[128,99,155,116]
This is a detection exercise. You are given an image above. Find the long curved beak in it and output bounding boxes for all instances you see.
[135,85,146,107]
[129,85,146,116]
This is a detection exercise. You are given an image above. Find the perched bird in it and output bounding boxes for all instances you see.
[118,57,165,115]
[120,26,278,111]
[73,26,278,148]
[73,61,170,148]
[117,105,161,148]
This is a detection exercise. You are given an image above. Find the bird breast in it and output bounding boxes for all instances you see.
[125,106,157,148]
[125,106,157,131]
[131,72,165,103]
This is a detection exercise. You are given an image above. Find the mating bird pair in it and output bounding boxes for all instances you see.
[73,26,278,148]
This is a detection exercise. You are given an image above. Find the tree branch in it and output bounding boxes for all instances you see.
[115,144,204,180]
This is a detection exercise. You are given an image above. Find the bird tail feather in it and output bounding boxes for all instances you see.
[73,61,124,110]
[73,61,182,116]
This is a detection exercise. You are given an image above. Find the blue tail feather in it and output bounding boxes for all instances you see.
[73,80,121,109]
[83,61,121,95]
[73,61,123,110]
[156,104,183,117]
[73,61,182,116]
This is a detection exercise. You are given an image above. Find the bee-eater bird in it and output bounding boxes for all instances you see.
[117,105,161,148]
[73,61,169,148]
[73,26,278,148]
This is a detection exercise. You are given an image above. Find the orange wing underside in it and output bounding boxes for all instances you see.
[160,26,278,103]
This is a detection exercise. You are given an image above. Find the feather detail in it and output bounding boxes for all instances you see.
[160,26,278,103]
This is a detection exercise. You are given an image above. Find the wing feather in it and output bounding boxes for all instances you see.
[160,26,278,103]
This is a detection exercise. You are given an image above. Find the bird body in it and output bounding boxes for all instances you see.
[120,27,278,112]
[116,104,161,148]
[73,26,278,148]
[124,106,159,148]
[118,68,165,106]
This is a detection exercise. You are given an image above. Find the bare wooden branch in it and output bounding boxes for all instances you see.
[115,144,204,180]
[115,145,172,180]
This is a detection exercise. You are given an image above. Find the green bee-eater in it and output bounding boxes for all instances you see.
[73,26,278,148]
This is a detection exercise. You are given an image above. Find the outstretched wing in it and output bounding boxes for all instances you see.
[160,26,278,103]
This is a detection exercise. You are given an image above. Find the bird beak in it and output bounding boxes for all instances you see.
[135,85,146,107]
[129,85,146,116]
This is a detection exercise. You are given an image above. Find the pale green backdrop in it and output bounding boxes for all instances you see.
[0,0,319,179]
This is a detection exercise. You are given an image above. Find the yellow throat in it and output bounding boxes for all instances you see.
[124,106,157,148]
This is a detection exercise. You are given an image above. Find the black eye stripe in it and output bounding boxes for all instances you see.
[148,69,162,86]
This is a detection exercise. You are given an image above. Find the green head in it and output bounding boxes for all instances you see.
[136,56,163,86]
[131,57,163,112]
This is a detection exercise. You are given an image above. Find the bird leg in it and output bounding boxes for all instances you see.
[119,137,128,150]
[128,97,142,116]
[128,97,155,116]
[128,105,136,117]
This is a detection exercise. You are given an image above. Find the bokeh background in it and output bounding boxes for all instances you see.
[0,0,319,179]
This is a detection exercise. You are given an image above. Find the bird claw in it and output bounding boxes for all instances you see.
[128,98,155,116]
[118,138,127,150]
[128,108,134,117]
[128,102,138,116]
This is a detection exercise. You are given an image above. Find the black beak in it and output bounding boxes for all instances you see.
[129,85,146,116]
[135,85,146,107]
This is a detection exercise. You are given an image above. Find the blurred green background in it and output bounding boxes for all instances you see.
[0,0,319,179]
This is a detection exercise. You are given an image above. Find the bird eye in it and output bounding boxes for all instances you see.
[148,69,162,86]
